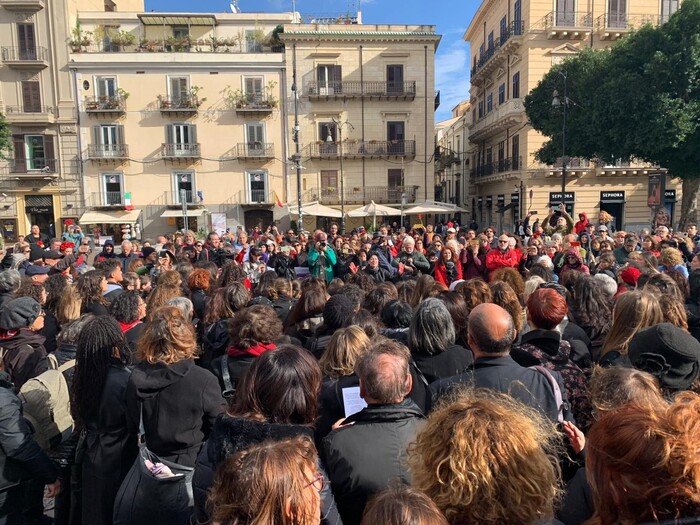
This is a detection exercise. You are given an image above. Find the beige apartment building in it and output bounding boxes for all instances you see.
[465,0,682,232]
[69,9,295,239]
[280,23,441,232]
[435,100,469,219]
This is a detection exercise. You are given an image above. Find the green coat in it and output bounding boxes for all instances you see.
[308,245,337,282]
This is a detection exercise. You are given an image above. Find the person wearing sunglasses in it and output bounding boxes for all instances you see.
[485,234,520,279]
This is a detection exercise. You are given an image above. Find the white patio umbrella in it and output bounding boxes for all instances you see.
[403,200,469,215]
[287,201,343,218]
[347,200,399,229]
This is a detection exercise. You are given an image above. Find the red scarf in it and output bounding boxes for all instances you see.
[227,342,276,357]
[119,320,141,333]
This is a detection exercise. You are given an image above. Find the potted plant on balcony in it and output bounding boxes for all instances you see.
[111,30,136,49]
[157,94,172,109]
[69,21,92,52]
[223,86,247,108]
[188,85,206,108]
[263,80,279,108]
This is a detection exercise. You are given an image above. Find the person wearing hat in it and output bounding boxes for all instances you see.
[629,323,700,393]
[25,264,51,285]
[95,239,117,262]
[0,297,48,390]
[597,224,612,242]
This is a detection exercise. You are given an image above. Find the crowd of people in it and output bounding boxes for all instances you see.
[2,206,700,525]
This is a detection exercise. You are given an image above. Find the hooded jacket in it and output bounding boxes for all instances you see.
[0,329,48,390]
[95,240,117,261]
[574,212,589,235]
[560,248,590,275]
[125,358,226,467]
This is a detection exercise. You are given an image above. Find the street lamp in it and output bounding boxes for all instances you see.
[551,71,569,198]
[328,118,354,234]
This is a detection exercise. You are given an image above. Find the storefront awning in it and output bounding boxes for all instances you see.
[160,208,207,218]
[79,209,142,225]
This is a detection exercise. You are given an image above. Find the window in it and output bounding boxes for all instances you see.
[102,173,123,205]
[512,134,520,167]
[246,123,265,154]
[317,65,342,95]
[498,83,506,104]
[472,108,477,124]
[479,43,484,59]
[21,81,41,112]
[168,77,189,104]
[608,0,627,27]
[486,93,493,113]
[500,16,508,40]
[556,0,575,25]
[248,171,268,203]
[661,0,679,21]
[12,134,54,172]
[486,147,493,170]
[166,124,197,156]
[173,172,195,203]
[473,55,477,70]
[95,76,117,101]
[172,26,189,40]
[17,23,37,60]
[244,77,264,102]
[387,121,405,154]
[478,100,484,119]
[512,72,520,99]
[101,25,120,52]
[387,65,404,94]
[92,125,124,156]
[498,141,505,170]
[319,122,337,154]
[487,32,494,51]
[514,0,522,25]
[246,30,263,53]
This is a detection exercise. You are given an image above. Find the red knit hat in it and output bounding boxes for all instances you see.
[620,267,641,286]
[60,241,75,252]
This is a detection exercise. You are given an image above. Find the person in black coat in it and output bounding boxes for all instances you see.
[323,340,426,525]
[0,369,60,524]
[187,268,211,324]
[305,295,355,359]
[109,291,147,357]
[193,345,341,525]
[362,253,394,284]
[407,298,473,412]
[71,316,137,525]
[0,269,20,311]
[76,270,110,316]
[429,303,573,424]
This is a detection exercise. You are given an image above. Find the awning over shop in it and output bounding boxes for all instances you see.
[287,201,343,218]
[79,209,142,225]
[160,208,208,218]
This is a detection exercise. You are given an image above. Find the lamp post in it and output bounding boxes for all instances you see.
[328,118,354,234]
[551,71,569,198]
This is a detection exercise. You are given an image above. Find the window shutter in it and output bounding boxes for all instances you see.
[166,124,174,144]
[116,125,124,144]
[93,126,101,145]
[43,136,55,171]
[188,124,196,144]
[332,65,342,83]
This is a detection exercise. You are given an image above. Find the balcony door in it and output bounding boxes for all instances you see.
[246,123,265,155]
[94,125,123,156]
[320,170,338,201]
[173,172,195,203]
[319,122,337,155]
[248,171,267,203]
[13,134,54,172]
[168,77,189,104]
[317,65,342,95]
[244,77,263,103]
[167,124,196,156]
[388,168,404,202]
[555,0,575,25]
[386,65,404,94]
[21,81,41,113]
[17,23,37,60]
[102,173,123,205]
[96,76,117,98]
[387,121,405,154]
[608,0,627,27]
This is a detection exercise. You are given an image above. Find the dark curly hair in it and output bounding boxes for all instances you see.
[76,270,109,310]
[109,291,143,324]
[228,305,283,349]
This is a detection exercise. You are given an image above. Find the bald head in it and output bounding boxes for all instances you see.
[468,303,515,357]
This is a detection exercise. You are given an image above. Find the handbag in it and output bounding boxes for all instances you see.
[113,403,194,525]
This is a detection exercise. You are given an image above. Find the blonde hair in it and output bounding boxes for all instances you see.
[601,291,663,358]
[523,276,545,305]
[589,366,666,418]
[409,390,561,524]
[659,247,684,267]
[55,284,82,325]
[319,326,370,380]
[136,306,198,364]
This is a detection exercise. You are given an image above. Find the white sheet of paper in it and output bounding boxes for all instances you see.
[342,386,367,417]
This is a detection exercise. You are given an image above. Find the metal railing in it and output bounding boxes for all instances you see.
[544,11,594,28]
[306,80,417,98]
[317,185,418,206]
[250,189,270,203]
[232,94,277,110]
[90,191,124,206]
[553,157,591,168]
[158,95,199,111]
[75,40,283,54]
[236,143,274,158]
[87,144,129,158]
[9,158,57,173]
[307,140,416,158]
[170,190,196,205]
[161,143,201,158]
[470,156,523,178]
[470,21,525,77]
[595,13,662,29]
[85,95,126,112]
[4,105,55,115]
[1,46,48,62]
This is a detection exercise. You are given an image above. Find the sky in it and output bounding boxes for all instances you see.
[143,0,478,123]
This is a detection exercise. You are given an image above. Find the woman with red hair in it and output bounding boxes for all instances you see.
[513,288,592,430]
[433,245,462,287]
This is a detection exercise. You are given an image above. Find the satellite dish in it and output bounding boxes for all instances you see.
[230,0,240,13]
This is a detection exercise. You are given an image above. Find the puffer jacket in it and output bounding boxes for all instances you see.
[0,329,48,390]
[322,399,425,525]
[485,247,520,275]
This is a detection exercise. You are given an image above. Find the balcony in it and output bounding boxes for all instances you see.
[7,158,57,176]
[87,144,129,162]
[1,47,48,69]
[158,95,200,116]
[543,11,593,38]
[74,38,284,55]
[0,0,44,11]
[306,81,417,101]
[233,95,277,116]
[470,157,523,180]
[249,189,274,204]
[85,96,126,115]
[4,106,55,125]
[307,140,416,159]
[236,143,274,161]
[161,143,201,162]
[469,99,526,142]
[314,185,417,206]
[595,13,662,39]
[89,191,125,207]
[470,21,525,83]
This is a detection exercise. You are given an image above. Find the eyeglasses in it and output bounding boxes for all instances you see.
[305,473,324,492]
[498,240,509,243]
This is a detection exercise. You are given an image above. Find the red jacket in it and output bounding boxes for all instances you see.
[574,212,589,235]
[485,248,520,276]
[434,260,463,287]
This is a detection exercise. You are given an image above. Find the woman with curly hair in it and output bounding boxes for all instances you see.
[567,275,612,362]
[658,247,689,278]
[187,268,211,322]
[201,283,251,369]
[207,436,322,525]
[145,270,182,320]
[586,392,700,525]
[109,291,147,354]
[117,306,225,524]
[409,390,561,525]
[453,278,492,315]
[76,269,109,316]
[433,245,462,288]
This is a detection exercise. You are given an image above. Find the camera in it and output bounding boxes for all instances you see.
[320,241,326,248]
